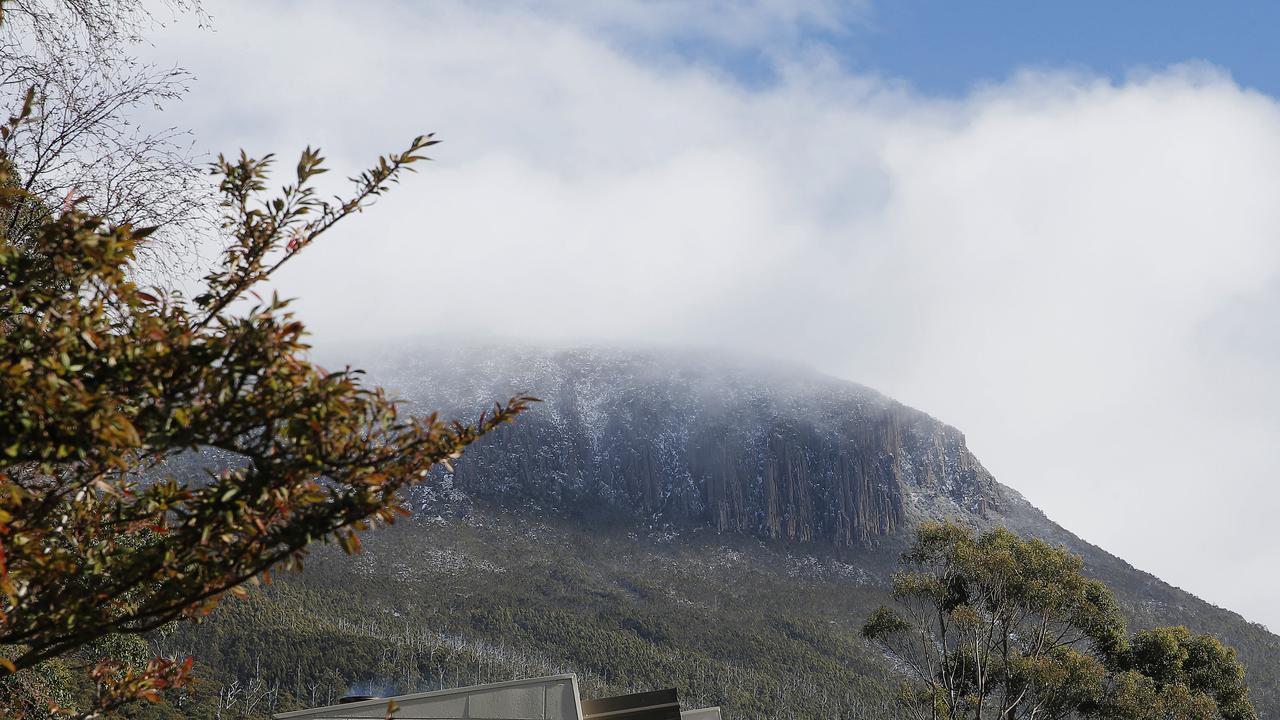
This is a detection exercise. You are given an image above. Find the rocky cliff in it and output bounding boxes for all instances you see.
[352,343,1019,547]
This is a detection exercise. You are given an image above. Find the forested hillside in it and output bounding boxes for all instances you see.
[139,345,1280,719]
[154,509,910,718]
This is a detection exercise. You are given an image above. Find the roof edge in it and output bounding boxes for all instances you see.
[272,674,579,719]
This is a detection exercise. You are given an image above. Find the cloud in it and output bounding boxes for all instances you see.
[140,2,1280,629]
[506,0,870,46]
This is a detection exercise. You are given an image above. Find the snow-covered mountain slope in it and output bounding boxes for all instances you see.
[316,340,1279,711]
[351,343,1012,543]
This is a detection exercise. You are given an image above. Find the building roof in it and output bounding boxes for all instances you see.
[273,674,582,720]
[581,688,680,720]
[272,675,722,720]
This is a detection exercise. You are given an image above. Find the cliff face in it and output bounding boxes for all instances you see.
[356,344,1005,547]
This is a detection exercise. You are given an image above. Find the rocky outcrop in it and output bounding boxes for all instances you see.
[356,344,1004,547]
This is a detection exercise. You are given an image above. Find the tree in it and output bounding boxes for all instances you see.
[0,96,532,717]
[862,522,1255,720]
[1100,626,1256,720]
[0,0,209,268]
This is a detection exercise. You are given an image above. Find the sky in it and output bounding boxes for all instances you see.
[138,1,1280,630]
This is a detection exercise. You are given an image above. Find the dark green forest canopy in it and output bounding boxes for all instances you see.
[119,506,1274,720]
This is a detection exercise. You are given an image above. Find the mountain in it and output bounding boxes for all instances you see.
[159,343,1280,719]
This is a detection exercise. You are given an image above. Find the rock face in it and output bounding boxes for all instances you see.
[353,343,1007,547]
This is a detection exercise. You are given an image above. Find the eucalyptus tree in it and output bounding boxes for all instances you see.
[864,522,1254,720]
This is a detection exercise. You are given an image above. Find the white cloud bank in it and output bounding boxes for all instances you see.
[142,2,1280,629]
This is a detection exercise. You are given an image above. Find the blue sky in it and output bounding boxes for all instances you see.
[858,2,1274,95]
[667,2,1280,97]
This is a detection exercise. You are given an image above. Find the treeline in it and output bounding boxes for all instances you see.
[133,506,1279,720]
[141,514,910,719]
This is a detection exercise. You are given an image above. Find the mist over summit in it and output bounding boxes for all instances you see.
[347,342,1002,543]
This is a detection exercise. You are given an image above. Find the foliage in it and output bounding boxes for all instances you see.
[78,501,1275,720]
[0,105,530,715]
[862,522,1255,720]
[146,507,912,720]
[1097,626,1256,720]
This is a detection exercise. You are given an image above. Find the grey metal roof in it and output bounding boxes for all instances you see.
[272,674,582,720]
